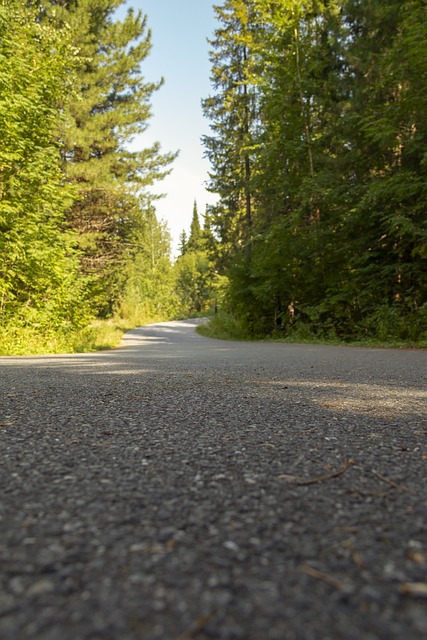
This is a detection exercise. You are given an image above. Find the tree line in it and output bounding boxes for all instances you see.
[201,0,426,342]
[0,0,181,352]
[1,0,425,352]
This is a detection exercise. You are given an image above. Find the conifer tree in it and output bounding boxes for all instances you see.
[237,0,348,332]
[187,200,202,252]
[178,230,188,256]
[202,0,257,264]
[204,0,426,340]
[39,0,176,315]
[174,201,218,315]
[201,206,219,259]
[339,0,427,330]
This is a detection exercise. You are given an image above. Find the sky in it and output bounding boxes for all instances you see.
[116,1,219,254]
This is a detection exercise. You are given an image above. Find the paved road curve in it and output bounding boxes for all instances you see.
[1,320,426,640]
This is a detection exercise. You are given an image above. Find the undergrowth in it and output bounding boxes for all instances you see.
[0,319,128,356]
[197,310,427,349]
[0,307,182,356]
[2,308,424,356]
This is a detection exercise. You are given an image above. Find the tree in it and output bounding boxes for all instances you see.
[0,0,89,336]
[174,252,212,315]
[338,0,427,336]
[39,0,176,315]
[116,202,178,324]
[178,230,188,255]
[204,0,427,341]
[174,201,220,315]
[186,200,203,251]
[242,0,348,332]
[202,0,258,266]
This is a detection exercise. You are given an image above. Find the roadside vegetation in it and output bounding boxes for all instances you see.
[1,1,425,356]
[197,311,427,349]
[200,0,426,347]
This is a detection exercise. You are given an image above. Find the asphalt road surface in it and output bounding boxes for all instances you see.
[1,319,426,640]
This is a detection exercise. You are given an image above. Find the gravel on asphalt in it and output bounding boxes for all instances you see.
[0,319,426,640]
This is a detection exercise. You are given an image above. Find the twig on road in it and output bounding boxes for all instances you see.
[343,540,366,570]
[299,564,344,590]
[373,470,417,495]
[278,458,355,486]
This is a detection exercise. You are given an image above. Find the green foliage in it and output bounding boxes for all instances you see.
[178,230,188,255]
[39,0,177,317]
[202,0,256,263]
[0,319,126,356]
[196,309,248,341]
[71,320,127,353]
[173,201,227,317]
[0,0,92,347]
[186,201,202,252]
[115,204,178,325]
[203,0,427,344]
[1,0,178,354]
[358,304,427,344]
[174,251,213,315]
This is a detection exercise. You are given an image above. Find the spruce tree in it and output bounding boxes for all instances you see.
[178,230,188,256]
[339,0,427,332]
[187,200,202,252]
[202,0,257,265]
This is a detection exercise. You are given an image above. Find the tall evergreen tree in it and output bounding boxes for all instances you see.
[178,230,188,256]
[186,200,202,251]
[202,0,258,266]
[204,0,426,340]
[240,0,349,332]
[39,0,176,315]
[339,0,427,332]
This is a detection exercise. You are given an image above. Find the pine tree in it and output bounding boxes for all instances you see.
[186,200,202,251]
[39,0,176,315]
[202,0,257,265]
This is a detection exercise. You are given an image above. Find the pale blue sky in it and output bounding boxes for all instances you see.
[117,1,219,253]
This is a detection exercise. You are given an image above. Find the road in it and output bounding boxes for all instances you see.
[1,319,426,639]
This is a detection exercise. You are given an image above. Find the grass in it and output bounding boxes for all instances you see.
[0,318,129,357]
[196,311,249,341]
[197,311,427,349]
[0,310,183,356]
[70,319,129,353]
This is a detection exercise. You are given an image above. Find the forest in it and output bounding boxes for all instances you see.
[0,0,426,354]
[202,0,426,343]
